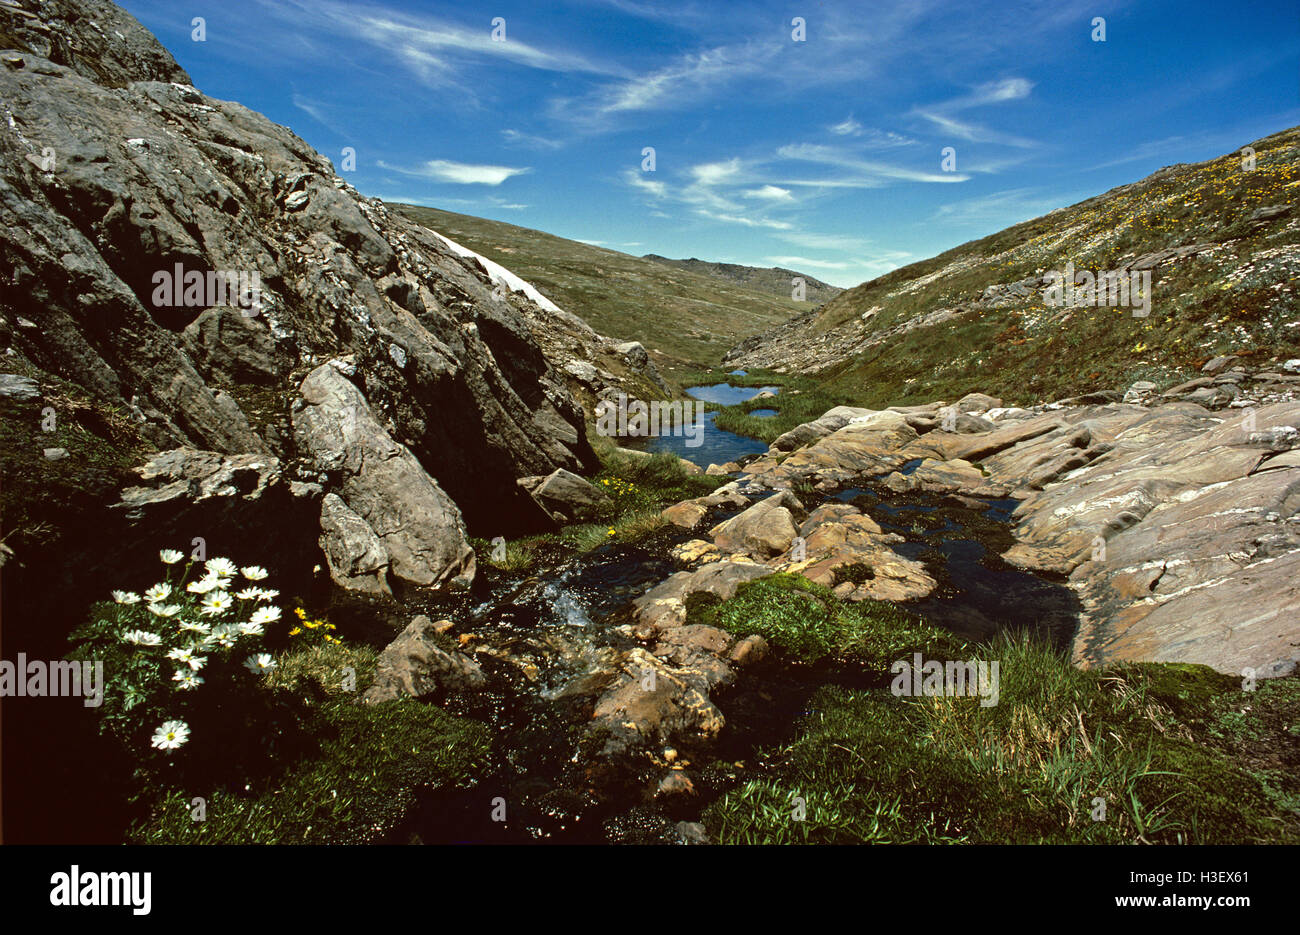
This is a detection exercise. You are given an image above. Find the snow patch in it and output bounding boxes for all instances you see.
[430,230,561,312]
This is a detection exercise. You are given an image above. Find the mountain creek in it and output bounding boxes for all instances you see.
[374,467,1077,843]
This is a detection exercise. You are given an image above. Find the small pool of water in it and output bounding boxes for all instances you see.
[631,410,769,465]
[685,383,780,405]
[623,381,779,467]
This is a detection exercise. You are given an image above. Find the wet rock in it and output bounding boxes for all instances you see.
[585,648,726,759]
[727,634,769,666]
[657,771,697,798]
[675,821,710,845]
[362,615,487,703]
[0,374,39,399]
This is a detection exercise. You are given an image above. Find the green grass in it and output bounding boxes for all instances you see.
[392,204,809,367]
[701,582,1300,844]
[687,573,967,667]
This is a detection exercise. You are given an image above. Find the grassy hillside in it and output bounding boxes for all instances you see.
[392,204,813,366]
[728,126,1300,408]
[640,255,843,304]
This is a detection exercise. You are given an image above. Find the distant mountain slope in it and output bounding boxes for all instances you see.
[392,205,810,366]
[640,255,843,304]
[727,126,1300,408]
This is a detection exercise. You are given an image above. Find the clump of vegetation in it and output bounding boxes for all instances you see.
[130,698,490,844]
[688,573,965,668]
[474,442,723,572]
[704,618,1300,844]
[831,563,875,586]
[0,368,151,554]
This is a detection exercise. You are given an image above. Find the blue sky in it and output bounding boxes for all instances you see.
[120,0,1298,288]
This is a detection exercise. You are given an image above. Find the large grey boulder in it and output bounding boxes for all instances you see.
[293,365,475,589]
[317,493,391,597]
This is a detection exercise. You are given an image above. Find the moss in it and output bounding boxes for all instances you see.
[831,562,875,586]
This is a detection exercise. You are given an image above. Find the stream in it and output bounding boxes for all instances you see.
[372,382,1081,844]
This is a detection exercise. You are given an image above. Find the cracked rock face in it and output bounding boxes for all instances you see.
[0,0,601,595]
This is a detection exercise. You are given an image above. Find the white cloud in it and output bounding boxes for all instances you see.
[776,143,970,184]
[380,159,532,185]
[777,231,870,251]
[830,117,864,136]
[501,129,565,150]
[744,185,794,201]
[932,187,1065,225]
[697,210,794,230]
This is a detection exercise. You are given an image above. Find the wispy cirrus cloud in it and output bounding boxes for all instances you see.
[932,187,1068,226]
[912,77,1040,149]
[776,143,970,184]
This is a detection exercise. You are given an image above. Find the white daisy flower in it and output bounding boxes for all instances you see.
[237,621,264,637]
[148,603,183,618]
[151,720,190,751]
[240,566,269,581]
[249,605,281,626]
[256,588,279,602]
[235,588,261,601]
[173,669,203,690]
[144,583,171,603]
[122,630,162,646]
[178,619,211,635]
[112,591,141,605]
[159,549,185,564]
[184,653,207,671]
[199,591,233,616]
[243,653,277,675]
[205,557,238,578]
[186,577,217,595]
[167,646,195,665]
[208,625,238,648]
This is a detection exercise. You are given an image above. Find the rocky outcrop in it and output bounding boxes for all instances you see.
[700,391,1300,677]
[518,468,610,524]
[0,0,611,600]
